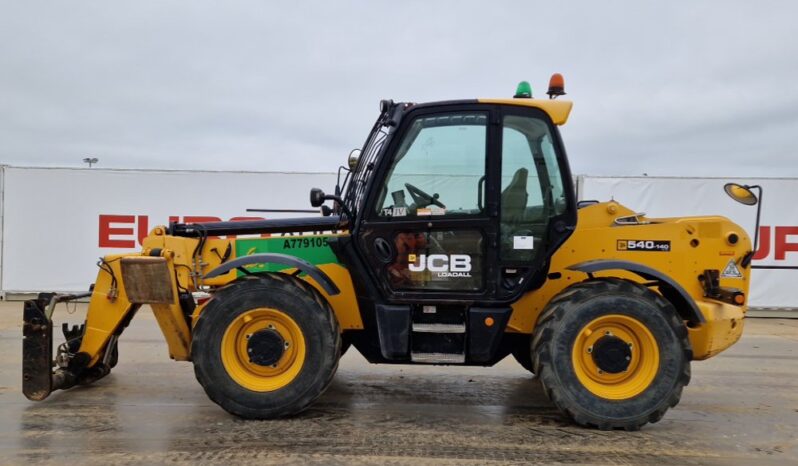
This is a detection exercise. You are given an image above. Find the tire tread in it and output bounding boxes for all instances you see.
[532,278,691,430]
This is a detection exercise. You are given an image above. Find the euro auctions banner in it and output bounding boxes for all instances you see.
[579,176,798,309]
[3,168,796,310]
[0,166,335,293]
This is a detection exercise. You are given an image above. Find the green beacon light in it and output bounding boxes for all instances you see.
[514,81,532,99]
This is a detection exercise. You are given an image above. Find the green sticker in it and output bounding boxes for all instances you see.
[234,234,339,275]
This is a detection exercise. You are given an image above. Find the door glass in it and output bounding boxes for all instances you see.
[375,113,487,218]
[387,229,484,291]
[500,115,566,261]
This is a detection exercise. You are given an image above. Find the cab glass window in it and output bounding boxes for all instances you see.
[375,113,487,218]
[500,114,567,261]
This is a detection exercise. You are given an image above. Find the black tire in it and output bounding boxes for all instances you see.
[108,344,119,369]
[511,338,535,374]
[192,274,341,419]
[532,278,691,430]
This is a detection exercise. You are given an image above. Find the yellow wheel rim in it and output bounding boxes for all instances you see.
[221,308,306,392]
[572,314,660,400]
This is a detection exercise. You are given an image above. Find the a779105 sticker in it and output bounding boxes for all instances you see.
[617,239,671,252]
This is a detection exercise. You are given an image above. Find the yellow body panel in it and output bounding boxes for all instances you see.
[79,253,140,366]
[508,201,750,360]
[478,98,573,125]
[305,263,364,330]
[141,227,237,288]
[691,301,745,360]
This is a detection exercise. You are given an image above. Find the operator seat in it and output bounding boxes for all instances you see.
[501,168,529,222]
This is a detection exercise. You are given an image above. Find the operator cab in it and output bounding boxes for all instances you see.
[317,76,578,364]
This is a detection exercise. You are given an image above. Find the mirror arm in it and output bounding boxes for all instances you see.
[741,184,763,268]
[325,194,354,220]
[751,185,763,258]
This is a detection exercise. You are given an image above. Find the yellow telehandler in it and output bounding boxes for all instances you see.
[23,75,757,430]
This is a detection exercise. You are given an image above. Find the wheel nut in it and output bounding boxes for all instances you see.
[598,369,604,374]
[284,342,290,348]
[587,346,593,354]
[271,364,278,368]
[605,331,612,336]
[246,334,251,340]
[268,324,275,329]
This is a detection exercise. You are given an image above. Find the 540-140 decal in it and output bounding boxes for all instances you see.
[617,239,671,252]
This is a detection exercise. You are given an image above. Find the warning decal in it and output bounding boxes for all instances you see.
[720,259,743,278]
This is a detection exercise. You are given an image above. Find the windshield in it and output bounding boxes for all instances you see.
[374,113,488,217]
[342,113,392,218]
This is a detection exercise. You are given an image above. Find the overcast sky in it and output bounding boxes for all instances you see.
[1,1,796,177]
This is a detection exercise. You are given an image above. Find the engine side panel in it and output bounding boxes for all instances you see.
[507,201,752,360]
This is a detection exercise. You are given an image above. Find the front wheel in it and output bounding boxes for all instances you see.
[192,274,340,419]
[533,278,691,430]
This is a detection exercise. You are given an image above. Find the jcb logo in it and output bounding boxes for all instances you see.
[408,254,472,278]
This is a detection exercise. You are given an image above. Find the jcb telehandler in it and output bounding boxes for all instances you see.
[23,75,757,430]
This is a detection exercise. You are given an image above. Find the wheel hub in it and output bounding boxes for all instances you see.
[247,329,285,367]
[591,335,632,374]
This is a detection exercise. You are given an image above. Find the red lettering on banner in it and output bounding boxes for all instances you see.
[775,226,798,260]
[752,226,770,260]
[137,215,149,245]
[99,215,136,248]
[100,214,277,248]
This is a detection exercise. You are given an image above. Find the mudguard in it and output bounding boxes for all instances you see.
[567,259,705,324]
[205,253,340,296]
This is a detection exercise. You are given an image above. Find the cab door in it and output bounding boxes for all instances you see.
[495,106,576,299]
[356,106,499,302]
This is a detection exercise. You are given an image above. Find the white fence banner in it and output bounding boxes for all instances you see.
[579,176,798,309]
[3,167,795,310]
[1,166,336,293]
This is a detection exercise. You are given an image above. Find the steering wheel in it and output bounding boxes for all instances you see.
[404,183,446,209]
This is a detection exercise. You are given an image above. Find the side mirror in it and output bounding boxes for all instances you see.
[723,182,763,268]
[724,183,759,206]
[348,149,361,171]
[310,188,325,207]
[309,187,354,219]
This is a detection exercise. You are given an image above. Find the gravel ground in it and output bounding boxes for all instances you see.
[0,301,796,465]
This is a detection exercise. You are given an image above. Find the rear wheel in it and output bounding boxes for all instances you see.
[192,274,340,419]
[533,278,691,430]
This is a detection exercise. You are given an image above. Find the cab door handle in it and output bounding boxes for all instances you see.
[374,237,393,263]
[477,175,486,211]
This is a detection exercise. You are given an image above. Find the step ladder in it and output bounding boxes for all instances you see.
[410,306,466,364]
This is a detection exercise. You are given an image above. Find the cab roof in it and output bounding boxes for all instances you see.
[407,98,573,126]
[478,98,573,125]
